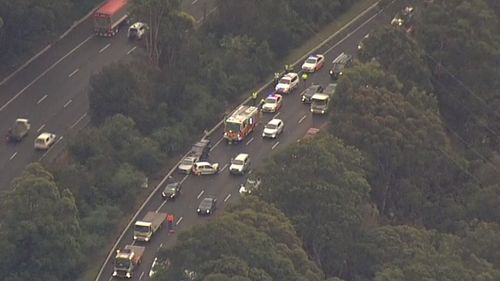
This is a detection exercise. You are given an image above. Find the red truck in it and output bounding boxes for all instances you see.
[94,0,130,37]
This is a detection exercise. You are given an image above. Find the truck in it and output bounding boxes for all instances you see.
[113,245,145,278]
[224,105,261,143]
[310,83,337,114]
[6,118,30,142]
[94,0,130,37]
[133,211,167,242]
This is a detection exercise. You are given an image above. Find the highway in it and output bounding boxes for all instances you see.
[0,0,218,191]
[94,2,403,281]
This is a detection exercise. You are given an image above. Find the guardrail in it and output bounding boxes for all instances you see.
[94,1,381,280]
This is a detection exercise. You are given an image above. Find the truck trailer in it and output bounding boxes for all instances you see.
[94,0,130,37]
[113,245,145,278]
[133,211,167,242]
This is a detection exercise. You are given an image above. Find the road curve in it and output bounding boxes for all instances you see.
[0,0,218,190]
[94,3,403,281]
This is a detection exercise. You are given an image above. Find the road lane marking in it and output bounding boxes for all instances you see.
[127,46,137,55]
[273,112,281,119]
[70,112,87,129]
[298,115,307,124]
[246,137,254,145]
[37,94,48,104]
[37,124,46,132]
[108,277,112,281]
[99,43,111,53]
[196,7,217,23]
[139,271,144,280]
[68,68,79,78]
[224,194,231,202]
[192,0,198,4]
[39,136,63,161]
[0,35,93,112]
[131,240,136,246]
[63,99,72,108]
[9,152,17,160]
[197,190,205,199]
[221,163,228,172]
[176,216,183,225]
[210,137,223,151]
[180,174,189,184]
[272,141,280,150]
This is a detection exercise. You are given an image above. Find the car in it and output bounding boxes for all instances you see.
[6,118,30,142]
[128,22,148,40]
[261,93,283,113]
[358,33,370,50]
[300,84,323,103]
[229,153,251,175]
[262,118,284,139]
[191,139,211,160]
[197,196,217,215]
[239,177,261,195]
[34,132,56,150]
[162,182,181,200]
[329,52,352,80]
[301,54,325,72]
[391,6,414,27]
[275,72,299,94]
[178,156,198,174]
[192,161,219,175]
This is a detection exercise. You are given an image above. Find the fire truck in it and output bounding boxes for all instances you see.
[224,106,261,143]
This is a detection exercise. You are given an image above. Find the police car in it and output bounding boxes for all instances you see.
[301,54,325,73]
[261,93,283,113]
[275,72,299,94]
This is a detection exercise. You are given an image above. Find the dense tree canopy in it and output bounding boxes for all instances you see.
[0,163,82,281]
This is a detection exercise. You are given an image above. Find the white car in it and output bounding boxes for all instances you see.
[192,161,219,175]
[34,132,56,150]
[301,54,325,73]
[178,156,197,174]
[261,94,283,113]
[229,153,250,175]
[128,22,148,40]
[275,72,299,94]
[262,118,284,139]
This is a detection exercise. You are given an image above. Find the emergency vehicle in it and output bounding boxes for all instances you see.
[224,105,261,143]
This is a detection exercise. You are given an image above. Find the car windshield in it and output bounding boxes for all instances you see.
[306,58,317,64]
[199,199,212,208]
[35,139,45,145]
[265,123,277,130]
[225,122,241,133]
[265,97,276,104]
[279,78,290,84]
[332,64,343,71]
[181,158,194,165]
[134,225,150,233]
[231,159,245,165]
[166,186,177,193]
[312,99,327,107]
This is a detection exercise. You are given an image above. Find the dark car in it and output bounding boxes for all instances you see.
[191,139,211,160]
[197,196,217,215]
[329,52,352,80]
[162,182,181,200]
[300,84,323,103]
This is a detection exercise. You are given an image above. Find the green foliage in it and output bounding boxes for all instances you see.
[256,135,371,277]
[0,163,82,281]
[157,197,324,281]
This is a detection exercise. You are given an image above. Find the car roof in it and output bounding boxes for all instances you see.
[235,153,249,161]
[284,72,298,78]
[268,118,282,126]
[37,132,53,139]
[15,118,29,123]
[166,182,179,187]
[195,161,211,166]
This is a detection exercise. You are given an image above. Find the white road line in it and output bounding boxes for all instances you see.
[192,0,198,4]
[37,94,48,104]
[224,194,231,202]
[127,46,137,55]
[246,137,254,145]
[210,137,223,151]
[156,200,167,212]
[221,163,228,172]
[176,216,183,225]
[131,240,136,246]
[273,112,281,119]
[180,174,189,184]
[0,35,93,112]
[99,43,111,53]
[70,112,87,129]
[108,277,113,281]
[139,271,144,280]
[68,68,79,78]
[9,152,17,160]
[272,141,280,150]
[298,115,307,124]
[39,136,63,161]
[37,124,46,132]
[63,99,72,108]
[197,190,205,199]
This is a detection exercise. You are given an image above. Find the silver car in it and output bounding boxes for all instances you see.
[178,156,197,174]
[192,162,220,175]
[262,119,284,139]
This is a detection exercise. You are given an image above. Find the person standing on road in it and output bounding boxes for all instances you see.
[167,214,175,233]
[251,91,258,105]
[274,72,280,85]
[301,73,309,89]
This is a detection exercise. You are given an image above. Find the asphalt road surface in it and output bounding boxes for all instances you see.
[94,3,405,281]
[0,0,218,191]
